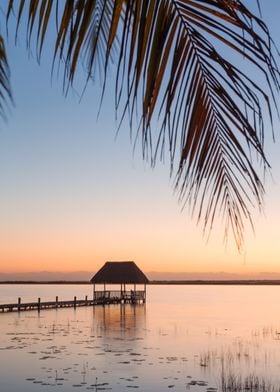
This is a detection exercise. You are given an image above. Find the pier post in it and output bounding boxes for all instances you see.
[38,297,41,312]
[18,297,21,312]
[56,296,58,308]
[74,296,76,309]
[85,295,88,305]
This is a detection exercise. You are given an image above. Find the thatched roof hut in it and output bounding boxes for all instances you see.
[90,261,149,284]
[91,261,148,304]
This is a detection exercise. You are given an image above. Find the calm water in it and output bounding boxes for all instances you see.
[1,284,280,391]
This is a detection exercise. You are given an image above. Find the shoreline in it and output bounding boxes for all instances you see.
[1,279,280,285]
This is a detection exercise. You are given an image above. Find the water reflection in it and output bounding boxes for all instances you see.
[0,304,148,391]
[93,304,146,336]
[1,286,280,391]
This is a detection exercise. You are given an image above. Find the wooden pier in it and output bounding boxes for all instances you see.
[0,290,146,313]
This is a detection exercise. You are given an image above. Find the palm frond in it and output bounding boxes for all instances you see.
[0,35,12,120]
[7,0,115,88]
[112,0,280,250]
[5,0,280,249]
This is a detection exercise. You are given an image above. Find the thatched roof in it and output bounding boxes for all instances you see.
[90,261,149,284]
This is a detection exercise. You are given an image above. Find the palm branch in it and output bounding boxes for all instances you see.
[0,35,12,119]
[4,0,280,250]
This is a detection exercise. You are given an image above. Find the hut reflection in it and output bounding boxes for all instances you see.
[92,304,146,340]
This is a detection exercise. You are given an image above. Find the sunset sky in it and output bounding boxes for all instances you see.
[0,1,279,278]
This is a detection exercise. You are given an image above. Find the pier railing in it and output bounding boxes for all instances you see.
[94,290,145,303]
[0,290,146,313]
[0,296,93,313]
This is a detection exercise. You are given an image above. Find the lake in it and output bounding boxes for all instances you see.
[0,284,280,391]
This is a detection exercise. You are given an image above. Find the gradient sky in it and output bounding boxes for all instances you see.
[0,1,279,276]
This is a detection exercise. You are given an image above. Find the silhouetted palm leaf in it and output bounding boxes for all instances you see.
[4,0,280,249]
[0,35,12,119]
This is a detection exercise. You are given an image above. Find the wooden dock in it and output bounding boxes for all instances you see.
[0,290,146,313]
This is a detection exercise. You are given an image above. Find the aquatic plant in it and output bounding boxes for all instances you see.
[220,372,280,392]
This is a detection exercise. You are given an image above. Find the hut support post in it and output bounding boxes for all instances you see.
[133,284,136,304]
[144,284,146,303]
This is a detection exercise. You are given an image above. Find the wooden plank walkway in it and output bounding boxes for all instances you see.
[0,292,146,313]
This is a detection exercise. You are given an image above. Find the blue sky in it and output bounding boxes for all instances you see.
[0,1,279,276]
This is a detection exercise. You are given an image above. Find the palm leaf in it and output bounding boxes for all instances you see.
[5,0,280,250]
[0,35,12,119]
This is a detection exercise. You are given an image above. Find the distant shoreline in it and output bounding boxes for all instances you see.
[1,280,280,285]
